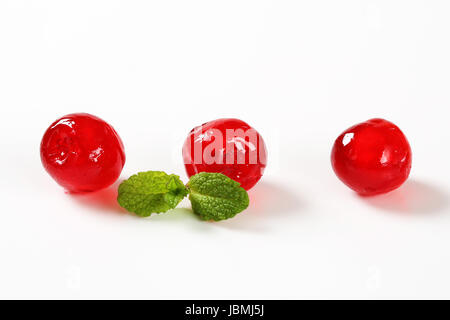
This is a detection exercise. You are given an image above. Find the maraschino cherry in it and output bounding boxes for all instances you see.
[40,113,125,192]
[182,118,267,190]
[331,118,412,196]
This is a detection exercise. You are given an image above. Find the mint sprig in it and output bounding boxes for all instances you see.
[117,171,249,221]
[188,172,249,221]
[117,171,188,217]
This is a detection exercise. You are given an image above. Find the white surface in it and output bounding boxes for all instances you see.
[0,0,449,299]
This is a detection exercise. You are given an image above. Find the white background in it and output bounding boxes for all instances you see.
[0,0,449,299]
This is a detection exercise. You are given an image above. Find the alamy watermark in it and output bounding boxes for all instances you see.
[183,127,267,165]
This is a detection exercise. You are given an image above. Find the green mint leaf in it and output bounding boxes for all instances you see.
[117,171,188,217]
[187,172,249,221]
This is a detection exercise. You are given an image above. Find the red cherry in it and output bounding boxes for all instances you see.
[182,118,267,190]
[40,113,126,192]
[331,118,412,196]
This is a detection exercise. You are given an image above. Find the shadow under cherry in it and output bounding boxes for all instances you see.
[214,180,304,232]
[359,179,449,215]
[69,179,128,215]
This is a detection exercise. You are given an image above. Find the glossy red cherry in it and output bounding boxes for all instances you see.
[331,118,412,196]
[182,118,267,190]
[40,113,126,192]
